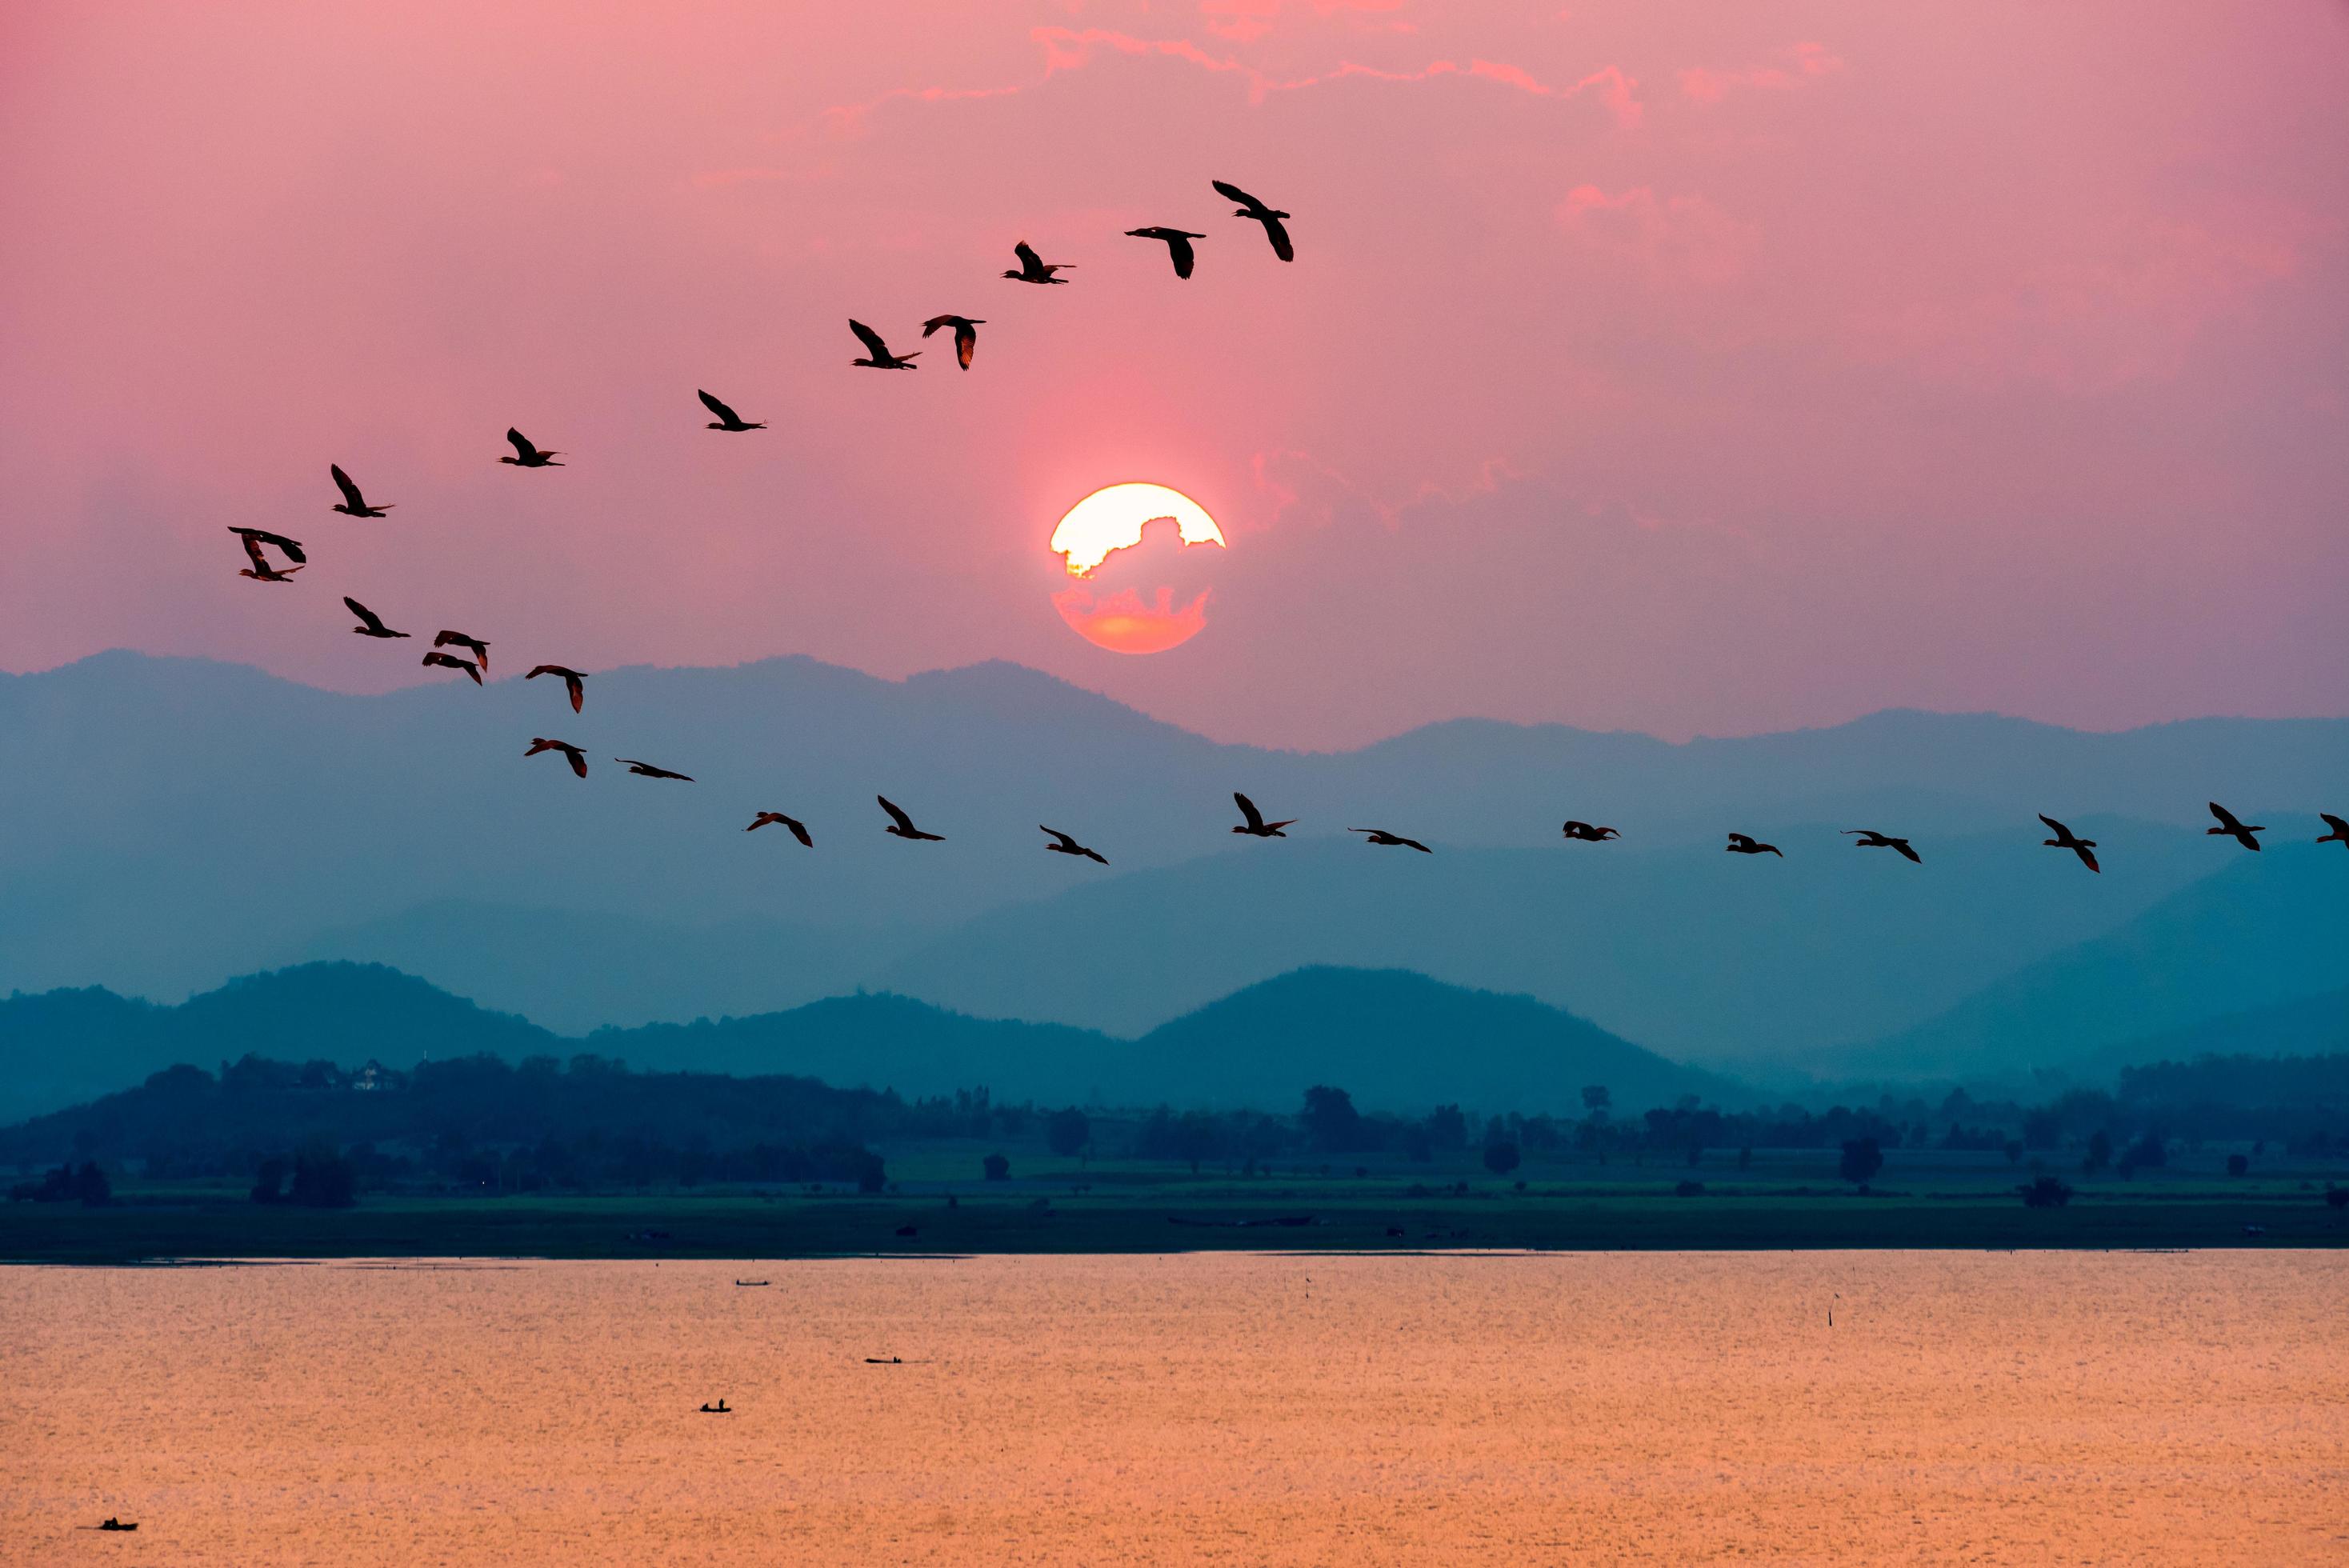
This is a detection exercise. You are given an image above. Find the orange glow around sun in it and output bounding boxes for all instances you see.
[1050,483,1227,654]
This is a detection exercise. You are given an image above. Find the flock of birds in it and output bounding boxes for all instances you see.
[223,176,2349,875]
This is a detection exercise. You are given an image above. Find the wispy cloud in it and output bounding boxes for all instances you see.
[1679,42,1843,103]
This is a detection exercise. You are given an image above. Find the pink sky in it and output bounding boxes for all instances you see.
[3,2,2344,747]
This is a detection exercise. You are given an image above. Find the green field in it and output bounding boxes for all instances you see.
[8,1146,2346,1263]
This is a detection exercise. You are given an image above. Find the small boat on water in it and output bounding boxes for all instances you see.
[734,1279,770,1287]
[698,1400,731,1414]
[98,1519,138,1532]
[864,1356,902,1365]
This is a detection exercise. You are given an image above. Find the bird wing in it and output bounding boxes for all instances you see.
[1262,213,1294,262]
[785,816,813,847]
[2038,814,2067,838]
[238,534,268,571]
[849,318,890,358]
[1042,826,1079,850]
[252,530,306,562]
[920,315,958,335]
[698,389,738,423]
[878,795,917,833]
[1895,840,1923,863]
[330,465,364,509]
[1234,792,1266,831]
[1014,240,1042,272]
[2323,814,2348,834]
[343,597,385,632]
[564,746,587,778]
[506,427,534,459]
[954,323,975,369]
[1168,234,1197,278]
[2209,801,2244,831]
[2077,846,2100,873]
[1211,178,1263,213]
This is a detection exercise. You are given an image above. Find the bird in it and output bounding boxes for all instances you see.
[697,389,765,431]
[432,630,489,675]
[342,597,409,639]
[525,738,587,778]
[2319,813,2349,849]
[748,811,813,847]
[1002,240,1073,284]
[1844,829,1922,864]
[234,533,302,582]
[2207,801,2264,852]
[1351,828,1431,853]
[526,664,588,714]
[879,796,944,841]
[499,428,562,466]
[849,318,919,369]
[1562,821,1621,842]
[421,650,482,685]
[227,526,306,562]
[329,464,391,517]
[1726,833,1783,857]
[1041,826,1108,865]
[2039,814,2100,873]
[1125,226,1205,278]
[1212,179,1294,262]
[618,758,694,781]
[1231,793,1295,838]
[920,315,983,370]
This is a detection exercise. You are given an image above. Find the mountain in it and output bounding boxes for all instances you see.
[1841,844,2349,1079]
[3,651,2343,1067]
[2091,986,2349,1074]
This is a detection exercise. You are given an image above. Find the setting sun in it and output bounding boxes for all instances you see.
[1049,482,1227,654]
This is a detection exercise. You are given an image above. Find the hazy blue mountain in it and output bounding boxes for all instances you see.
[1840,844,2349,1078]
[3,652,2342,1071]
[2093,986,2349,1073]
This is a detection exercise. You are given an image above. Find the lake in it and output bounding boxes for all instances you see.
[4,1252,2343,1564]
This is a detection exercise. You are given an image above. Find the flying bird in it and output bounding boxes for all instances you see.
[1124,226,1205,278]
[1041,826,1108,865]
[1844,829,1921,864]
[227,526,306,564]
[524,738,587,778]
[432,630,490,675]
[1351,827,1432,854]
[849,319,919,370]
[1726,833,1783,857]
[1231,793,1295,838]
[748,811,813,847]
[342,597,409,639]
[230,530,303,582]
[1002,240,1073,284]
[920,315,983,370]
[2319,813,2349,849]
[329,464,392,517]
[2039,814,2100,874]
[2207,801,2264,851]
[526,664,588,713]
[697,389,765,432]
[421,650,482,685]
[618,758,694,781]
[1562,821,1621,842]
[879,796,945,842]
[499,428,562,466]
[1212,179,1294,262]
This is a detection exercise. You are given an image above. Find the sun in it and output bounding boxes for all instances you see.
[1049,483,1228,654]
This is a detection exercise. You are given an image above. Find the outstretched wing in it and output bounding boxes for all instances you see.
[2208,801,2245,831]
[1013,240,1042,273]
[1895,840,1923,864]
[784,815,813,848]
[2323,814,2349,834]
[954,322,976,369]
[1261,213,1294,262]
[1212,178,1263,212]
[506,427,534,459]
[343,597,385,633]
[1168,233,1197,278]
[2038,814,2067,838]
[563,746,586,778]
[697,389,738,423]
[849,318,890,358]
[2076,845,2100,873]
[1234,792,1266,831]
[330,464,365,509]
[1042,826,1080,851]
[878,795,917,833]
[252,530,306,562]
[238,534,268,572]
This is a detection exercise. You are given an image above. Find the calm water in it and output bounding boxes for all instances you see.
[4,1252,2343,1565]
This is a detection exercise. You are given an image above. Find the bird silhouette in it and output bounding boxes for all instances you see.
[2039,814,2100,873]
[697,389,766,431]
[1726,833,1783,857]
[920,315,984,370]
[329,464,392,517]
[850,319,919,369]
[1232,793,1295,838]
[433,630,489,675]
[230,530,304,582]
[421,650,482,685]
[1844,829,1921,864]
[748,810,813,847]
[2319,813,2349,849]
[1125,226,1205,278]
[1212,179,1294,261]
[1041,826,1108,864]
[500,428,562,466]
[879,796,944,841]
[526,664,588,713]
[342,597,409,639]
[1562,821,1621,842]
[2207,801,2264,851]
[618,758,694,781]
[525,738,587,778]
[1002,240,1073,284]
[1351,828,1431,853]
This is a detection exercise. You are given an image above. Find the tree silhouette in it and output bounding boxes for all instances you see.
[1046,1107,1091,1158]
[982,1152,1010,1182]
[1839,1138,1883,1186]
[1483,1140,1522,1177]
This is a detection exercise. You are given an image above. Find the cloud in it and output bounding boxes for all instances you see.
[1679,41,1843,103]
[1555,184,1756,287]
[1200,0,1412,44]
